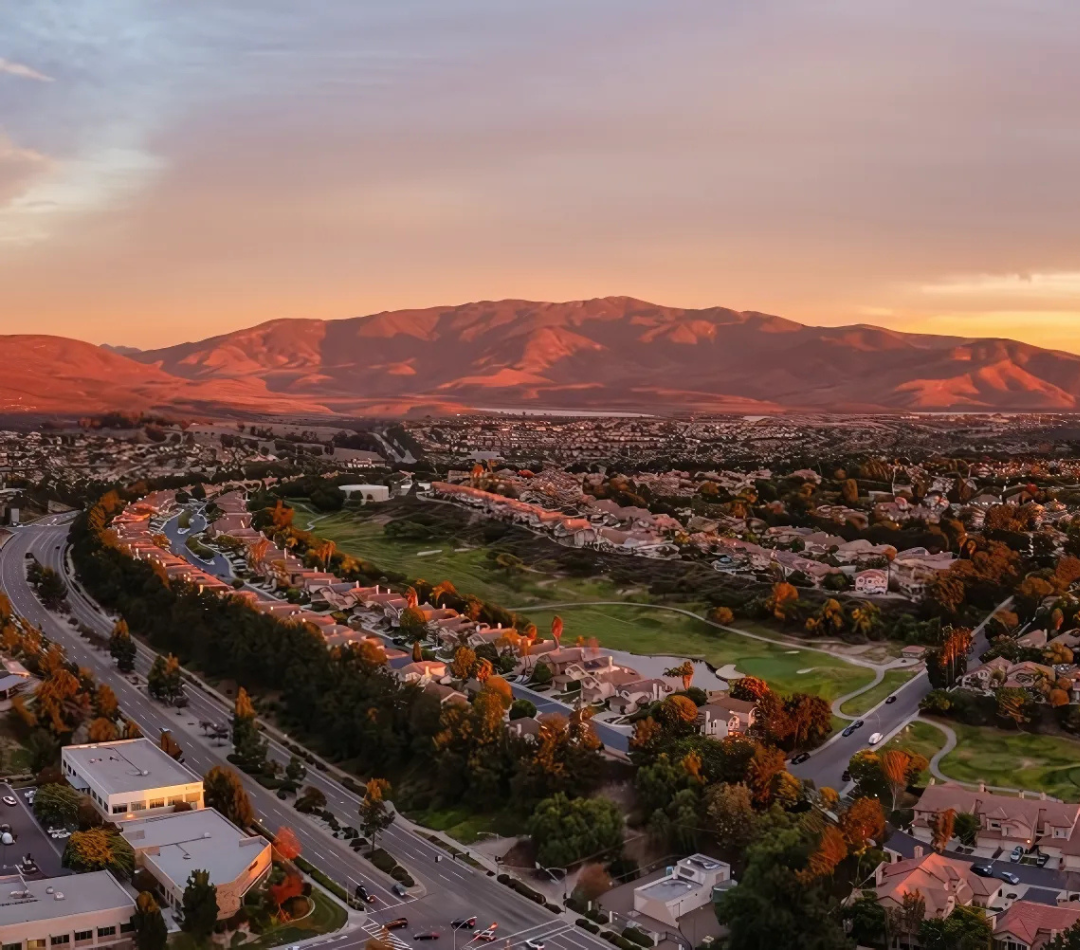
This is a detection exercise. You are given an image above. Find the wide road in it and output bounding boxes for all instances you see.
[792,595,1014,792]
[1,519,611,950]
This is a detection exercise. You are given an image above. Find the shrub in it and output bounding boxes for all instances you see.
[579,921,601,935]
[623,928,652,947]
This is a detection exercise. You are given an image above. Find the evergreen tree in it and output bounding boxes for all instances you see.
[180,870,218,941]
[133,891,168,950]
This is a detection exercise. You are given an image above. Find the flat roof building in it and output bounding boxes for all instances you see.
[0,871,135,950]
[121,809,271,918]
[633,855,732,928]
[61,739,204,821]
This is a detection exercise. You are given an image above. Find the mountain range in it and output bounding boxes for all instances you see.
[5,297,1080,416]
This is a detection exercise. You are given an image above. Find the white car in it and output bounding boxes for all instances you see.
[2,796,16,807]
[868,732,884,745]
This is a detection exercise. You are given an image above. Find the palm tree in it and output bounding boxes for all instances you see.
[405,587,419,609]
[431,581,458,607]
[665,661,694,692]
[315,539,336,570]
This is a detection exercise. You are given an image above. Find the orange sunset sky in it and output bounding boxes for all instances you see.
[3,1,1080,353]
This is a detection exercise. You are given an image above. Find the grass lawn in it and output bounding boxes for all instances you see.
[243,889,348,950]
[939,722,1080,801]
[884,720,948,763]
[839,668,918,716]
[405,806,522,844]
[520,604,873,703]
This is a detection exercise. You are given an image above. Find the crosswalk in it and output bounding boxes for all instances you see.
[360,920,412,950]
[358,919,581,950]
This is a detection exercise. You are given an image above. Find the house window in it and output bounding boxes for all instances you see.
[4,942,22,950]
[97,928,116,938]
[27,942,45,950]
[130,801,146,812]
[148,799,164,809]
[112,803,127,814]
[73,933,93,942]
[51,937,70,946]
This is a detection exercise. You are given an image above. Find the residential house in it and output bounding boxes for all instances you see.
[610,678,675,716]
[991,899,1080,950]
[696,696,757,739]
[874,848,1002,923]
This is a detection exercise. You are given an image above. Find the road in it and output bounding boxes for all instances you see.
[792,596,1014,791]
[0,518,613,950]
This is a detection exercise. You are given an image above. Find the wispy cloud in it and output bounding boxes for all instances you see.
[919,272,1080,300]
[0,57,53,82]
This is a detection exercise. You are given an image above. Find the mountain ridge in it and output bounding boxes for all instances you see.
[2,296,1078,416]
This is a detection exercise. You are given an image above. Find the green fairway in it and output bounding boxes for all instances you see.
[840,668,919,716]
[519,603,873,702]
[884,720,948,763]
[939,722,1080,801]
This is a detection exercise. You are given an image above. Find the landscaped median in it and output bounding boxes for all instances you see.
[839,668,918,716]
[883,720,948,762]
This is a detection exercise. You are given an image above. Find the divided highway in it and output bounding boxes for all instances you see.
[0,519,611,950]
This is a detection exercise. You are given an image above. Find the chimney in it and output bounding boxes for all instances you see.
[913,845,924,859]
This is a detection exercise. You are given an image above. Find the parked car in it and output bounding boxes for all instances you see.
[451,918,477,930]
[473,932,497,943]
[354,884,375,904]
[1037,853,1050,867]
[971,863,994,878]
[387,919,409,931]
[392,883,409,898]
[868,732,883,745]
[791,752,810,765]
[841,770,851,783]
[999,870,1021,886]
[1010,846,1025,863]
[413,934,440,942]
[2,796,16,807]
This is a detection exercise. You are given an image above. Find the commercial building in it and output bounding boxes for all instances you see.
[0,871,135,950]
[632,855,733,928]
[121,809,271,918]
[61,739,204,821]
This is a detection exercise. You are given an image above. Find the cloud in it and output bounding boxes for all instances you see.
[0,134,53,204]
[919,272,1080,301]
[0,57,53,82]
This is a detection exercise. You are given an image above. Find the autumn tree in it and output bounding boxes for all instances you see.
[133,891,168,950]
[879,749,929,813]
[664,661,695,692]
[232,687,267,770]
[705,782,757,854]
[203,766,254,828]
[747,744,787,807]
[63,828,133,874]
[799,825,848,882]
[655,695,700,736]
[95,683,119,719]
[450,646,477,681]
[273,826,302,862]
[358,778,395,849]
[88,717,119,743]
[997,687,1033,728]
[109,620,137,673]
[730,675,770,702]
[147,654,183,704]
[767,582,799,622]
[930,808,956,852]
[573,863,612,903]
[839,796,886,854]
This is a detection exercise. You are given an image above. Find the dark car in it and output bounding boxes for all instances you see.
[354,884,375,904]
[413,933,440,942]
[998,870,1021,886]
[885,695,898,704]
[392,883,409,898]
[387,919,409,931]
[852,719,865,729]
[452,918,477,931]
[791,752,810,765]
[970,863,994,878]
[842,726,856,738]
[841,770,851,783]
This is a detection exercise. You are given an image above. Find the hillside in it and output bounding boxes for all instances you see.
[5,298,1080,415]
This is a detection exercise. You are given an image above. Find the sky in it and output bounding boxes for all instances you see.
[3,0,1080,352]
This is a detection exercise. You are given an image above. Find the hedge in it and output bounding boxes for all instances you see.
[623,928,653,947]
[578,920,600,935]
[601,933,639,950]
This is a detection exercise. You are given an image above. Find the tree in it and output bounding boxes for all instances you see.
[295,785,327,814]
[34,783,84,827]
[839,796,886,853]
[655,695,699,735]
[997,686,1033,728]
[879,749,929,813]
[133,891,168,950]
[358,778,395,849]
[573,863,612,903]
[95,683,119,719]
[527,793,624,868]
[918,904,993,950]
[886,890,926,948]
[930,808,956,852]
[285,755,307,783]
[704,783,757,854]
[450,646,477,681]
[710,606,735,625]
[799,825,848,882]
[510,698,537,720]
[1047,923,1080,949]
[232,687,267,770]
[180,869,219,941]
[147,654,182,703]
[845,891,887,948]
[203,766,254,828]
[953,810,981,847]
[718,826,850,950]
[730,675,770,703]
[63,828,133,874]
[664,661,695,692]
[109,620,137,673]
[766,582,799,621]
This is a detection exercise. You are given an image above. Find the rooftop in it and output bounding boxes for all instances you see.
[0,872,134,926]
[121,809,268,890]
[64,739,201,795]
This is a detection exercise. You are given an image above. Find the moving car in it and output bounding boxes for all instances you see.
[842,726,857,738]
[526,940,545,950]
[841,770,851,783]
[885,695,898,704]
[1010,845,1025,863]
[452,918,477,930]
[791,752,810,765]
[852,720,865,730]
[868,732,883,745]
[413,933,440,942]
[354,884,375,904]
[473,931,497,943]
[387,919,409,931]
[2,796,16,807]
[392,883,409,898]
[998,870,1021,886]
[971,863,994,878]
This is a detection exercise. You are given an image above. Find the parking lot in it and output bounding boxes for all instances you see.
[0,783,68,878]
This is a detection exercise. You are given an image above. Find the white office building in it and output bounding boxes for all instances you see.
[0,872,135,950]
[61,739,204,822]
